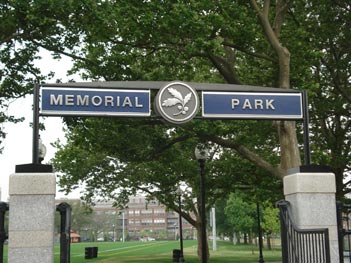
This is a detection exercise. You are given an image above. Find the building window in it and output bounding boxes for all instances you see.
[154,209,165,215]
[141,219,152,226]
[154,218,165,226]
[141,209,152,215]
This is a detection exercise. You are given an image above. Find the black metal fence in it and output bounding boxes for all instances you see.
[336,201,351,263]
[57,202,72,263]
[0,202,8,263]
[0,202,71,263]
[277,200,331,263]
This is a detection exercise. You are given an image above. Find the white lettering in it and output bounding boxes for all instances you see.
[65,95,74,106]
[255,99,263,109]
[92,96,102,106]
[105,96,114,106]
[135,97,143,108]
[77,95,89,106]
[48,93,146,109]
[50,95,63,105]
[266,99,275,110]
[122,97,132,107]
[242,99,252,109]
[231,99,240,109]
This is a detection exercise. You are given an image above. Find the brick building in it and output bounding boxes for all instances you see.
[125,196,194,240]
[56,195,195,241]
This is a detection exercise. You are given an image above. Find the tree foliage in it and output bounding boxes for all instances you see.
[224,193,280,247]
[0,0,91,148]
[225,193,256,242]
[303,1,351,199]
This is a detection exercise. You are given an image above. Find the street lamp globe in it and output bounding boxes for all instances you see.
[195,144,209,161]
[176,185,182,195]
[38,137,47,163]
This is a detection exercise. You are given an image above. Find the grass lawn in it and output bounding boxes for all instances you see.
[3,240,282,263]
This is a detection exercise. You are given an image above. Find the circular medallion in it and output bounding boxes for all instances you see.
[155,82,199,125]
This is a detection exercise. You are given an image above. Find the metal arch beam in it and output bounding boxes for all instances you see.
[40,81,302,93]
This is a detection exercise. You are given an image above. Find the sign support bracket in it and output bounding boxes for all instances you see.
[32,83,40,164]
[302,90,311,165]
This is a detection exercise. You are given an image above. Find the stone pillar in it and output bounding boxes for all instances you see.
[8,164,55,263]
[284,165,339,263]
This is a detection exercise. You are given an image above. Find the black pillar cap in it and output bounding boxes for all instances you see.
[287,165,332,175]
[15,163,53,173]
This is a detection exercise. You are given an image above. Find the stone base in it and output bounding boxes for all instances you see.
[284,168,339,263]
[8,172,56,263]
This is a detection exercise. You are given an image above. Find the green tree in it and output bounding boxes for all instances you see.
[224,194,280,248]
[261,202,280,250]
[215,198,235,241]
[0,0,95,148]
[302,1,351,200]
[225,193,256,244]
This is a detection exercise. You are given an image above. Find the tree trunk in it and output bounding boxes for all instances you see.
[244,233,248,244]
[275,43,301,170]
[249,232,254,245]
[196,224,209,261]
[267,235,272,250]
[234,232,240,244]
[236,232,240,244]
[251,0,302,172]
[277,120,301,171]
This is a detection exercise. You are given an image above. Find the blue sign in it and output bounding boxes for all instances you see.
[40,87,150,116]
[202,92,303,119]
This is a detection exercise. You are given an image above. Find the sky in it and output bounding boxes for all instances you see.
[0,50,82,201]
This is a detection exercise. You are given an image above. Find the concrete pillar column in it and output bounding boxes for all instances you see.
[284,166,339,263]
[8,164,56,263]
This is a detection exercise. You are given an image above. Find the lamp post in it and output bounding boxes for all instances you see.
[84,228,88,242]
[211,207,217,251]
[177,187,185,262]
[195,144,209,263]
[122,211,125,243]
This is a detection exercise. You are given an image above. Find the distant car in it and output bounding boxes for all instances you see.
[97,237,104,242]
[140,237,155,242]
